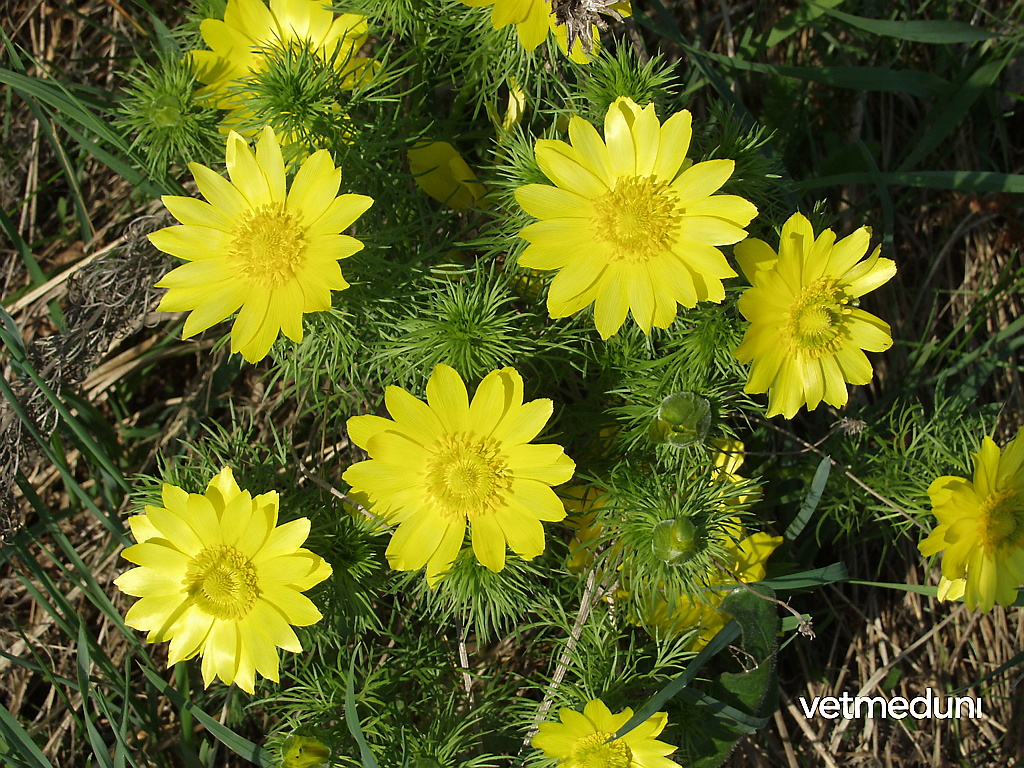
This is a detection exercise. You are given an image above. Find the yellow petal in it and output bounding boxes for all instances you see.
[654,110,692,181]
[471,513,506,572]
[672,159,734,203]
[255,125,287,202]
[536,140,608,198]
[426,363,470,433]
[306,194,373,238]
[604,97,637,178]
[149,225,234,262]
[262,584,323,625]
[594,267,630,338]
[515,183,593,220]
[226,131,272,209]
[286,149,342,223]
[252,517,311,564]
[734,238,778,284]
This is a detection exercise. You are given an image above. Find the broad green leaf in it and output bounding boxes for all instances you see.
[810,2,999,43]
[756,0,845,50]
[679,586,781,768]
[899,57,1008,171]
[795,170,1024,193]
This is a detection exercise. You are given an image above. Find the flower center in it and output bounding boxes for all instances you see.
[230,204,305,289]
[979,489,1024,552]
[592,177,679,263]
[781,277,852,358]
[426,432,511,520]
[570,731,632,768]
[184,545,259,620]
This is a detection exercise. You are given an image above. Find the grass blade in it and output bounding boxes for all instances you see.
[613,619,742,739]
[785,457,831,541]
[755,563,849,591]
[0,700,57,768]
[346,652,381,768]
[139,666,274,766]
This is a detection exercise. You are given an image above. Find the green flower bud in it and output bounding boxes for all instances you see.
[651,517,699,566]
[648,392,711,448]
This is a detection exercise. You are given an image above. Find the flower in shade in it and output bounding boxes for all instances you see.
[343,364,575,584]
[640,527,782,649]
[190,0,372,120]
[919,428,1024,612]
[114,467,332,694]
[515,96,757,339]
[532,699,680,768]
[407,141,488,210]
[149,125,372,363]
[563,485,608,575]
[733,211,896,419]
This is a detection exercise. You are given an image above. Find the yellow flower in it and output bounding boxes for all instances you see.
[464,0,630,62]
[462,0,551,52]
[149,125,373,363]
[733,212,896,419]
[407,141,488,210]
[710,438,761,508]
[919,429,1024,612]
[114,468,332,694]
[549,2,633,64]
[563,485,607,575]
[487,77,527,135]
[937,575,966,602]
[343,364,575,584]
[532,699,680,768]
[515,97,757,339]
[641,529,782,649]
[191,0,372,114]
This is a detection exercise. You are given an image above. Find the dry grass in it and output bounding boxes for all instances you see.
[2,0,1023,766]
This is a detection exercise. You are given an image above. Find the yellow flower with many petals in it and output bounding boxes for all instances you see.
[515,97,757,339]
[640,528,782,649]
[533,699,680,768]
[114,467,332,694]
[733,212,896,419]
[149,125,373,363]
[919,428,1024,612]
[343,364,575,585]
[191,0,372,123]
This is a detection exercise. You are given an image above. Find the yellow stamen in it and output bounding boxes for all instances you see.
[592,177,679,263]
[570,731,632,768]
[184,545,260,620]
[426,432,511,520]
[781,277,851,358]
[979,489,1024,552]
[230,204,306,288]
